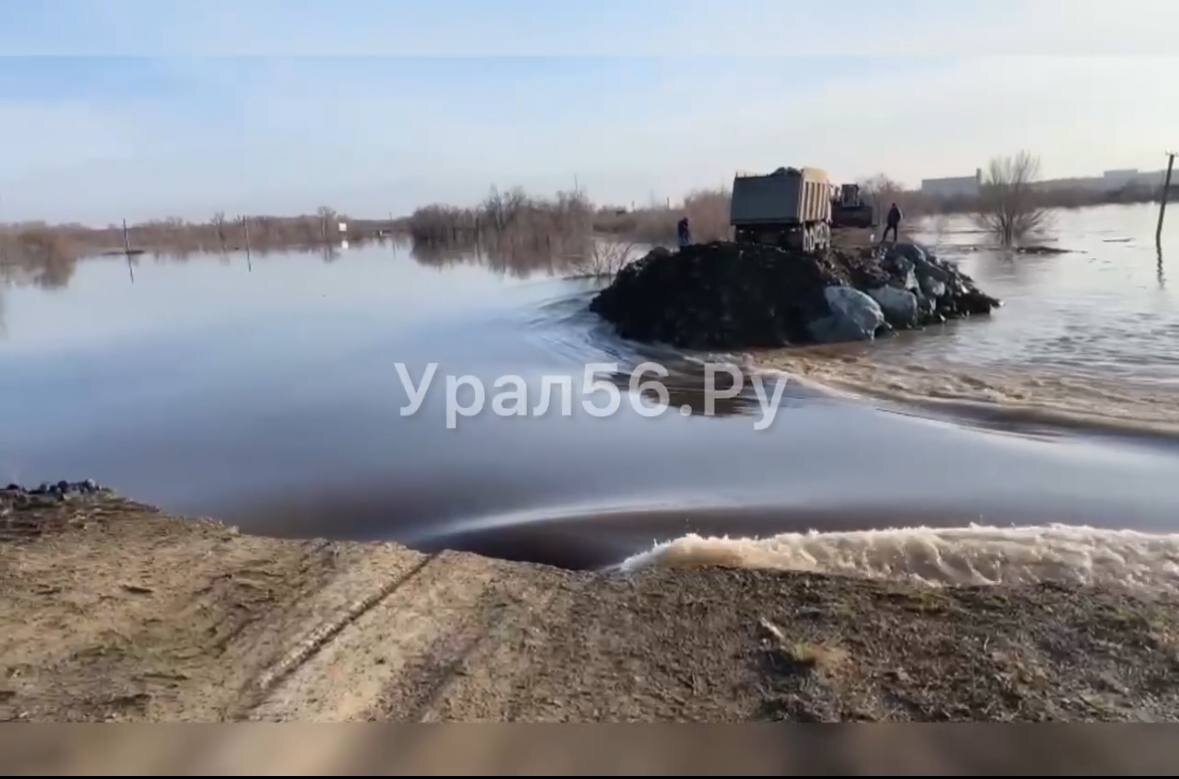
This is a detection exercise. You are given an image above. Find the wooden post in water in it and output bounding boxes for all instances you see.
[1158,152,1175,250]
[122,218,135,283]
[242,216,252,271]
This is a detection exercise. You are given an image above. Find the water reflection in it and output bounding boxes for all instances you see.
[411,229,590,279]
[1,222,633,296]
[0,233,416,293]
[0,250,80,289]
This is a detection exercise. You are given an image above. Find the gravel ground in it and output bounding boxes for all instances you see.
[3,486,1179,722]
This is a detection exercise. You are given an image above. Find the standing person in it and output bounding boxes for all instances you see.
[677,216,691,248]
[882,202,902,243]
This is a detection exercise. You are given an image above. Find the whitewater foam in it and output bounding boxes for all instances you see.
[756,345,1179,440]
[620,524,1179,594]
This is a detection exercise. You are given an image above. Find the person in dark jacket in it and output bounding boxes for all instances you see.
[882,202,902,243]
[677,217,691,248]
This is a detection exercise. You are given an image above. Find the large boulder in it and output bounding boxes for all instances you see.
[816,286,886,341]
[807,314,869,343]
[888,241,949,283]
[885,242,926,266]
[919,275,947,299]
[868,285,919,327]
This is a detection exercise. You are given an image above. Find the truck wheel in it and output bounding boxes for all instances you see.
[786,228,803,252]
[816,223,830,253]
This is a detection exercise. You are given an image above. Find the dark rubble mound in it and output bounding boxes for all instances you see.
[589,241,999,349]
[590,242,843,348]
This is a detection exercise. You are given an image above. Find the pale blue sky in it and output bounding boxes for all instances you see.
[2,1,1177,223]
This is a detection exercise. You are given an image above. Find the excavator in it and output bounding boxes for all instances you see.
[830,183,875,228]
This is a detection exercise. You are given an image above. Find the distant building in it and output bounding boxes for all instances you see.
[918,166,1168,197]
[920,169,982,198]
[1036,168,1170,193]
[1102,169,1140,187]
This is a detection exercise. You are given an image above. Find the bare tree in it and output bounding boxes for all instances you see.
[211,211,227,248]
[316,206,337,243]
[858,173,905,217]
[481,186,531,231]
[483,187,505,230]
[570,239,636,278]
[976,151,1047,246]
[501,187,528,228]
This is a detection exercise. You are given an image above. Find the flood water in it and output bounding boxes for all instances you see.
[759,204,1179,439]
[895,205,1177,388]
[3,203,1179,571]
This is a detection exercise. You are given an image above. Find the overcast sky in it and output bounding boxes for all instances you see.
[2,0,1177,224]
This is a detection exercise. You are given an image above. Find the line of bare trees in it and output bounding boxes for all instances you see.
[406,185,733,277]
[408,185,734,247]
[408,187,592,244]
[592,189,732,245]
[0,206,401,267]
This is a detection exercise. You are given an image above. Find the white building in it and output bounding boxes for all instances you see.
[920,169,982,198]
[1102,169,1140,187]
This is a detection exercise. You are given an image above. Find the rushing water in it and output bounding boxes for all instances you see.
[3,204,1179,582]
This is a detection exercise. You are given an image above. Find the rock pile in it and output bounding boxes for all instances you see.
[589,241,999,349]
[2,480,105,506]
[1,480,109,540]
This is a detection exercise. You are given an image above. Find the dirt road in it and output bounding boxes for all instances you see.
[4,487,1179,722]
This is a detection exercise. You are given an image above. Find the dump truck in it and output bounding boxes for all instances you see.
[831,183,874,228]
[730,166,831,253]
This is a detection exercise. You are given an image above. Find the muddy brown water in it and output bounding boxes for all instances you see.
[2,203,1179,570]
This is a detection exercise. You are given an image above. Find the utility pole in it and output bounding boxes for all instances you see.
[122,218,130,253]
[1158,151,1175,250]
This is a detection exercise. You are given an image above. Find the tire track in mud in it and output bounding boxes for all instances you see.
[242,549,580,722]
[251,553,438,697]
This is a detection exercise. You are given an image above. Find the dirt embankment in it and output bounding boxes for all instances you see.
[3,486,1179,722]
[589,241,997,349]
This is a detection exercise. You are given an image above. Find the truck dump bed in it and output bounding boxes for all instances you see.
[730,167,830,226]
